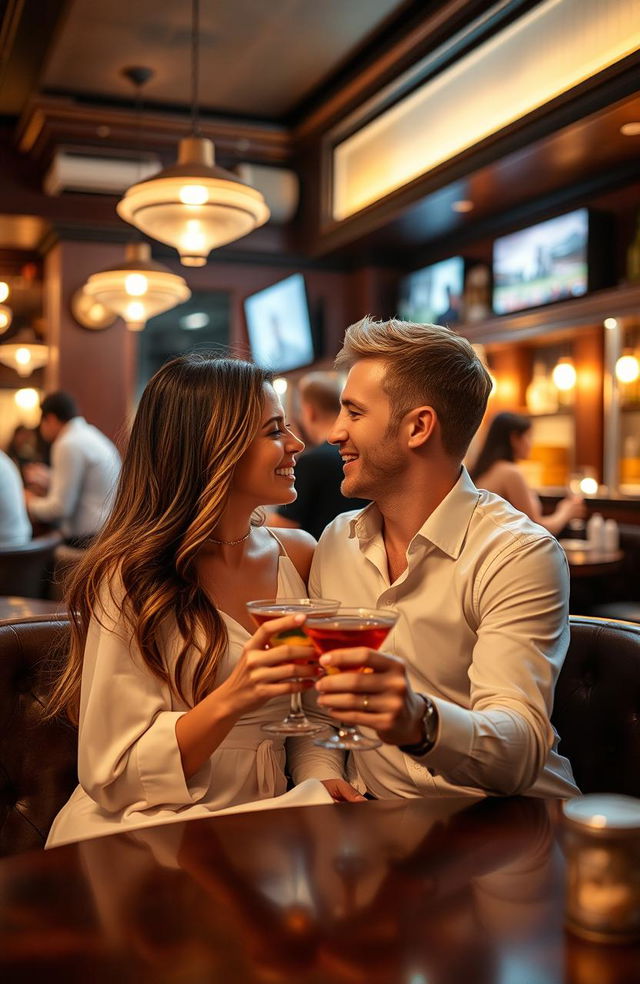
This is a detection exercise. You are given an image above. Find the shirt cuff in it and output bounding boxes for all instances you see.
[417,696,474,772]
[134,711,212,807]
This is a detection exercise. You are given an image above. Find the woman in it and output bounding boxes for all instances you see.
[46,355,355,848]
[471,411,585,536]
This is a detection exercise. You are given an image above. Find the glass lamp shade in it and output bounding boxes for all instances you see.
[84,242,191,331]
[0,338,48,377]
[117,137,270,266]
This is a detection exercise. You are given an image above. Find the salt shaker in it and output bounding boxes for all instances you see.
[603,519,619,553]
[563,794,640,943]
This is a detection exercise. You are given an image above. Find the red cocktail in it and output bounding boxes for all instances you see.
[305,607,398,751]
[246,598,338,735]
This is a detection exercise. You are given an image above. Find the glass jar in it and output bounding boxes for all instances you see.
[563,795,640,943]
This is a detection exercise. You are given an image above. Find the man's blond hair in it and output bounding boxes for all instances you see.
[335,316,492,459]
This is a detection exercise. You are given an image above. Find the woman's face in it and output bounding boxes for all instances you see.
[511,428,532,461]
[231,383,304,506]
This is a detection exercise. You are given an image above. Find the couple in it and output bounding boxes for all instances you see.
[46,317,577,847]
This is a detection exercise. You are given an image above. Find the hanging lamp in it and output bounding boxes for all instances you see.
[83,242,191,332]
[0,304,12,333]
[116,0,269,266]
[0,330,48,377]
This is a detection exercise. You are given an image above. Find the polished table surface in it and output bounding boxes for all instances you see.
[559,541,624,579]
[1,796,639,983]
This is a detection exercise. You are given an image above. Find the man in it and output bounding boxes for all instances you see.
[0,449,31,547]
[268,372,368,539]
[25,392,121,547]
[310,316,578,800]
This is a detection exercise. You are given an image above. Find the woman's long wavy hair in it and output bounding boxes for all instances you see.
[470,411,531,482]
[47,354,272,724]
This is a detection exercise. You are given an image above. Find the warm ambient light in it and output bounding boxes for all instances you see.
[552,359,577,391]
[452,200,474,213]
[0,336,48,377]
[620,122,640,136]
[580,477,599,495]
[615,353,640,384]
[604,317,618,330]
[273,377,288,395]
[14,387,39,410]
[0,281,9,303]
[84,242,191,331]
[0,304,12,332]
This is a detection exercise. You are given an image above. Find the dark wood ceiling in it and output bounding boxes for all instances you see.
[0,0,638,265]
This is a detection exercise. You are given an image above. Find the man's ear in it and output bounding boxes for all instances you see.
[407,406,437,448]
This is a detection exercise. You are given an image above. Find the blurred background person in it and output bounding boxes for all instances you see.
[0,448,31,547]
[267,372,368,539]
[24,391,121,548]
[470,411,585,536]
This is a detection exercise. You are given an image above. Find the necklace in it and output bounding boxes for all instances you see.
[208,527,252,546]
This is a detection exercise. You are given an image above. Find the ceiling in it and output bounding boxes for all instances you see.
[0,0,638,265]
[1,0,414,122]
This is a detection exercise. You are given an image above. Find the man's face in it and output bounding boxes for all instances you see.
[39,413,58,444]
[328,358,407,501]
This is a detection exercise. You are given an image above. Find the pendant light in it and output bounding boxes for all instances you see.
[84,69,191,332]
[0,331,48,377]
[0,304,12,333]
[84,242,191,332]
[116,0,269,266]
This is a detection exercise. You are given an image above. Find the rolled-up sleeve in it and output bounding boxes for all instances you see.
[77,588,212,814]
[28,439,83,524]
[424,535,570,795]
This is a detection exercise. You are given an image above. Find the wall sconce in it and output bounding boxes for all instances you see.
[552,356,577,391]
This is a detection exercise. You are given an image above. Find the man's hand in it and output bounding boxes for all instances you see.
[315,649,426,746]
[321,779,366,802]
[23,462,50,494]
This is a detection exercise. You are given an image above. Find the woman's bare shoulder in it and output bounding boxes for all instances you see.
[268,526,316,583]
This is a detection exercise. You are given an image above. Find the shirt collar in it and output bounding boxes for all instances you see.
[349,467,480,560]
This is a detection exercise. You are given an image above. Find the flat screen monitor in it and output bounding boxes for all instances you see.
[244,274,315,373]
[397,256,465,326]
[492,209,589,315]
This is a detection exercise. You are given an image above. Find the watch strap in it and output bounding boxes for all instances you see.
[399,694,438,757]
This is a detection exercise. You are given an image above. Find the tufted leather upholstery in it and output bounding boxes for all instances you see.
[553,616,640,797]
[0,532,63,599]
[0,615,77,856]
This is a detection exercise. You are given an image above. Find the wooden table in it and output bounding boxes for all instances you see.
[1,796,638,983]
[559,542,625,579]
[0,595,66,623]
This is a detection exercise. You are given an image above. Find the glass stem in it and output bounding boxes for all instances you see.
[289,689,305,719]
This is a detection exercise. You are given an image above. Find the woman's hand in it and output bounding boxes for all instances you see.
[219,613,319,718]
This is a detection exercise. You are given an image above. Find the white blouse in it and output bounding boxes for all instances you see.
[47,534,340,848]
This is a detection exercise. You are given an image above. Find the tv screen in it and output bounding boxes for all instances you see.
[397,256,465,326]
[492,209,589,315]
[244,274,315,373]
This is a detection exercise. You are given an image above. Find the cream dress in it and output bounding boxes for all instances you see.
[47,532,340,848]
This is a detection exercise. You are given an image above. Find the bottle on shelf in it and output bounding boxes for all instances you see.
[526,361,559,415]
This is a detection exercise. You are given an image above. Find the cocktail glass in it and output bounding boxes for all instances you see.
[304,607,398,751]
[246,597,339,735]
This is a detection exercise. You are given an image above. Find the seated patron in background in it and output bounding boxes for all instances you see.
[470,411,585,536]
[0,448,31,547]
[24,391,121,547]
[310,317,579,801]
[45,355,357,849]
[268,372,368,538]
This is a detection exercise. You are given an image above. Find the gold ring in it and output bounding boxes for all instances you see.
[362,695,369,710]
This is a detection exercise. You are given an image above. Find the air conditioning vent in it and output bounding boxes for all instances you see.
[44,150,160,197]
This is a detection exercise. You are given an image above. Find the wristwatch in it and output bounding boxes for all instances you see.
[399,694,438,757]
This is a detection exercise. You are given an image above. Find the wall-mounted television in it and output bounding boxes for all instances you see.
[492,208,593,315]
[244,274,315,373]
[397,256,465,326]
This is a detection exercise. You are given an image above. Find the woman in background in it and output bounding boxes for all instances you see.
[471,411,585,536]
[46,354,356,848]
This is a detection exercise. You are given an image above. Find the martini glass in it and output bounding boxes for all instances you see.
[246,597,339,735]
[304,607,398,751]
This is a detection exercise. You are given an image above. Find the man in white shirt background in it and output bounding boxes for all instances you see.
[0,449,31,548]
[25,391,121,547]
[310,316,578,801]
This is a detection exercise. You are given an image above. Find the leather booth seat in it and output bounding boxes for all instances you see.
[0,614,639,857]
[0,532,63,599]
